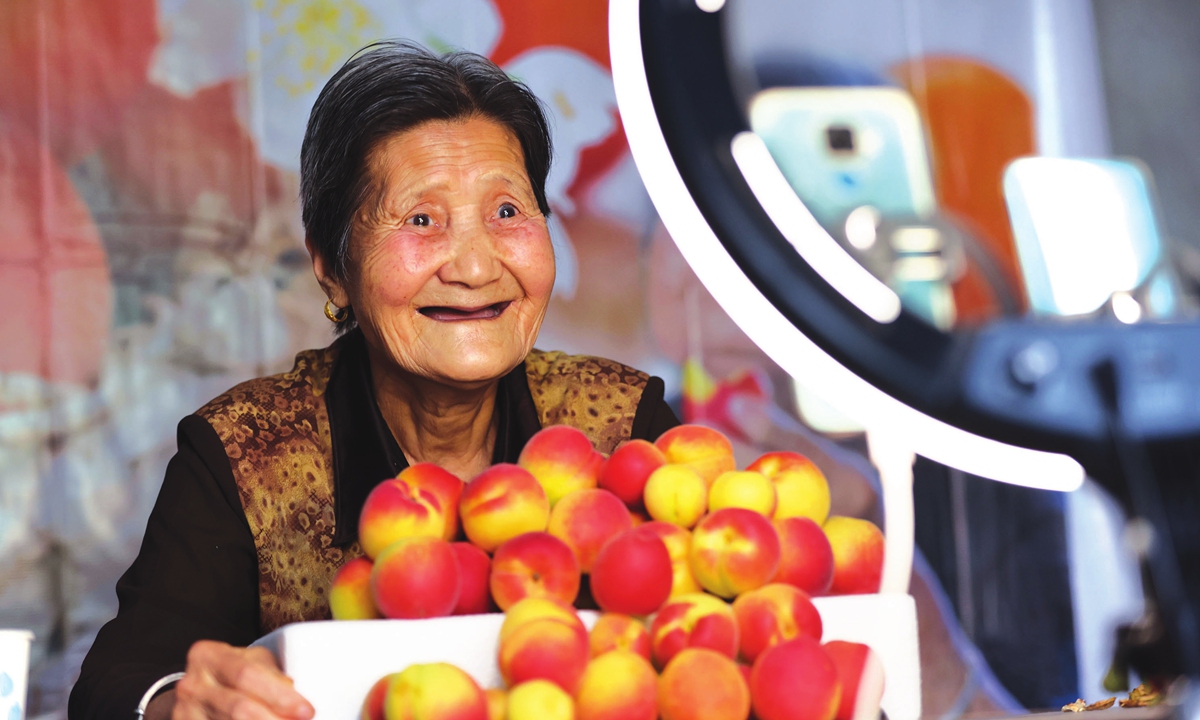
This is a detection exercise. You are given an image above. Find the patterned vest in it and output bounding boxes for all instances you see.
[195,345,650,633]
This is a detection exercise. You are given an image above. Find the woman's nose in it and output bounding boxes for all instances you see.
[437,221,504,288]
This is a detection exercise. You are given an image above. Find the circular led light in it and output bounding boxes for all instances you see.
[609,0,1084,491]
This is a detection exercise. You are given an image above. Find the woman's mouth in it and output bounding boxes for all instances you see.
[418,301,512,322]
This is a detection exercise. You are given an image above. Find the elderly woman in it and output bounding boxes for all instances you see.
[69,42,677,720]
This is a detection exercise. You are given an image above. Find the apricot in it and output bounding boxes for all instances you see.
[547,489,633,572]
[589,528,673,615]
[485,688,507,720]
[359,469,455,559]
[634,521,702,598]
[451,542,493,615]
[490,532,581,611]
[657,648,751,720]
[384,662,488,720]
[498,617,590,695]
[643,464,708,528]
[330,557,380,620]
[598,439,666,508]
[824,641,885,720]
[773,517,834,596]
[649,593,739,669]
[506,679,574,720]
[823,517,884,595]
[576,650,658,720]
[518,425,604,506]
[654,424,737,487]
[588,613,652,661]
[459,464,551,553]
[709,470,778,517]
[500,597,586,644]
[731,583,823,664]
[737,663,753,693]
[748,452,831,524]
[371,537,460,619]
[750,638,840,720]
[403,462,466,540]
[690,508,782,598]
[361,673,394,720]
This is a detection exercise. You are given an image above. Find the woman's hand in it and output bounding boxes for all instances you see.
[153,641,315,720]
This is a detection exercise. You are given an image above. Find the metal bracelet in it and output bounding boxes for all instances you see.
[135,672,187,719]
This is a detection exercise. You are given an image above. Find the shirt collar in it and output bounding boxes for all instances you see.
[327,329,542,546]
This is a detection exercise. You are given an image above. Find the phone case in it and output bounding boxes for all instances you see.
[748,86,937,227]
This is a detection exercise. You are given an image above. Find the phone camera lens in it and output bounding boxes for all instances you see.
[827,125,854,152]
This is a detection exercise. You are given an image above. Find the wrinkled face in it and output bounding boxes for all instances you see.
[314,116,555,387]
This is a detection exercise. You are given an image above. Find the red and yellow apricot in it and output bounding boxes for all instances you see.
[654,425,737,487]
[598,439,666,508]
[643,464,708,528]
[633,521,701,598]
[708,470,777,517]
[589,528,673,616]
[459,464,550,553]
[485,688,507,720]
[450,542,492,615]
[499,597,585,644]
[649,593,739,669]
[490,532,581,611]
[406,462,466,540]
[690,508,782,598]
[824,641,885,720]
[506,679,574,720]
[330,557,380,620]
[658,648,751,720]
[823,517,884,595]
[576,650,658,720]
[518,425,604,507]
[546,489,633,573]
[731,583,823,664]
[359,465,461,558]
[588,613,652,661]
[737,663,753,694]
[773,517,835,596]
[360,673,395,720]
[748,452,831,524]
[371,537,461,619]
[750,638,841,720]
[384,663,488,720]
[498,617,590,694]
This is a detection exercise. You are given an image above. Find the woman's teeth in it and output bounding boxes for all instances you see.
[419,301,511,321]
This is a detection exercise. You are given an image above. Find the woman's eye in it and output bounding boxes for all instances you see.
[498,203,518,219]
[409,213,432,227]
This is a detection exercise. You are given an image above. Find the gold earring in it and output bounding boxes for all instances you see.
[323,299,349,323]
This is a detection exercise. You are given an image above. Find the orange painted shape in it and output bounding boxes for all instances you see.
[891,56,1036,322]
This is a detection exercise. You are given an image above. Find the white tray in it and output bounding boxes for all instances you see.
[255,594,919,720]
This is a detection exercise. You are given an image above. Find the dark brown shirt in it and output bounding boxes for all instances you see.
[68,331,677,719]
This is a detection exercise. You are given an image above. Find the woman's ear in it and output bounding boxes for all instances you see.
[306,236,351,308]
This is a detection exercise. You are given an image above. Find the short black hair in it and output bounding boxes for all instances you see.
[300,40,554,331]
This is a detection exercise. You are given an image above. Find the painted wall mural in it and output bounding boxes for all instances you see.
[0,3,668,714]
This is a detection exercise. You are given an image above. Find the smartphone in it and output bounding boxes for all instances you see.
[748,86,937,227]
[747,87,951,327]
[749,87,948,433]
[1003,157,1179,318]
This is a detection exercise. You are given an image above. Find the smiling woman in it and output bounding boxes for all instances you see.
[68,42,679,720]
[324,118,556,393]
